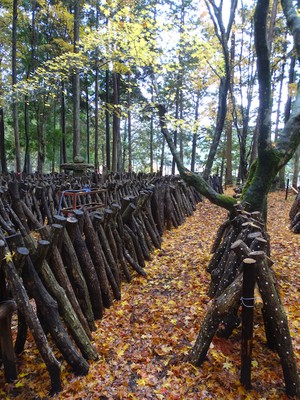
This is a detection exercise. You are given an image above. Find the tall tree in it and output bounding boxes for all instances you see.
[112,72,121,171]
[12,0,21,174]
[0,57,8,174]
[73,0,81,161]
[232,4,256,183]
[202,0,238,181]
[85,75,90,164]
[60,81,68,165]
[23,0,38,174]
[94,1,100,172]
[127,72,132,172]
[172,0,186,174]
[191,91,200,172]
[105,68,111,170]
[225,31,235,185]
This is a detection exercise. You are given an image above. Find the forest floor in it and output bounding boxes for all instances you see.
[1,190,299,400]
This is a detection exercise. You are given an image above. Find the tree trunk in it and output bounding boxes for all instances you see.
[191,91,200,173]
[23,98,31,174]
[0,107,7,173]
[85,75,90,163]
[23,0,37,174]
[38,223,92,339]
[36,110,45,174]
[73,0,81,160]
[105,66,110,170]
[60,81,67,165]
[94,65,99,171]
[255,256,300,396]
[12,0,22,174]
[225,116,233,185]
[292,145,300,188]
[160,135,165,175]
[112,72,121,171]
[202,0,237,181]
[0,58,7,173]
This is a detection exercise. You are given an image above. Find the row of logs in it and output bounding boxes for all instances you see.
[289,191,300,233]
[0,173,201,394]
[188,205,300,396]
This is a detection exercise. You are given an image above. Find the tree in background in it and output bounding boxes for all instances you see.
[0,0,298,179]
[202,0,238,181]
[73,0,81,161]
[12,0,21,174]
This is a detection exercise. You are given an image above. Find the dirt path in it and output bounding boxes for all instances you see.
[2,192,299,399]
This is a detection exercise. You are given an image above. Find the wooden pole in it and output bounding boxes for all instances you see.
[0,300,17,382]
[285,178,289,200]
[240,257,256,390]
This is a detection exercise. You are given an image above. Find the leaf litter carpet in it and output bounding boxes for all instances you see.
[1,191,299,399]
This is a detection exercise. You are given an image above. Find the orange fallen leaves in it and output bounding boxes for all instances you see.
[1,191,299,399]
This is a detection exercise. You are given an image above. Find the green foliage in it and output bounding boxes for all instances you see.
[0,0,297,178]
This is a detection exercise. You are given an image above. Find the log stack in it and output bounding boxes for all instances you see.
[289,191,300,232]
[0,172,201,394]
[188,205,300,397]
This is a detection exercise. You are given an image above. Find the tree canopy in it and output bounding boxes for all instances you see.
[0,0,297,183]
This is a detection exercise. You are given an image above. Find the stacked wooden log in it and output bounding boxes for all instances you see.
[188,205,300,397]
[0,172,201,394]
[289,191,300,232]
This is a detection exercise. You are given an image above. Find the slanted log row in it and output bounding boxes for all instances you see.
[1,172,199,231]
[289,191,300,233]
[189,207,300,397]
[0,173,201,395]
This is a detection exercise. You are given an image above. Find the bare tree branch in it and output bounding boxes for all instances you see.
[156,104,236,212]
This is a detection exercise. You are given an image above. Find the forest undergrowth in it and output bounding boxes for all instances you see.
[1,191,299,400]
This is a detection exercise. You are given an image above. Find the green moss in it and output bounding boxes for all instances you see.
[241,159,257,198]
[217,194,237,208]
[181,171,236,211]
[241,149,280,216]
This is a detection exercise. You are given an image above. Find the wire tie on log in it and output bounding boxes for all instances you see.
[240,297,255,308]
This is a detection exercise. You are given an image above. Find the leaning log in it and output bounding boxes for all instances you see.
[1,242,61,395]
[188,273,243,366]
[38,223,92,338]
[253,253,300,397]
[60,220,95,331]
[0,300,18,382]
[66,216,104,320]
[83,210,112,308]
[22,255,91,374]
[22,234,98,362]
[93,214,121,295]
